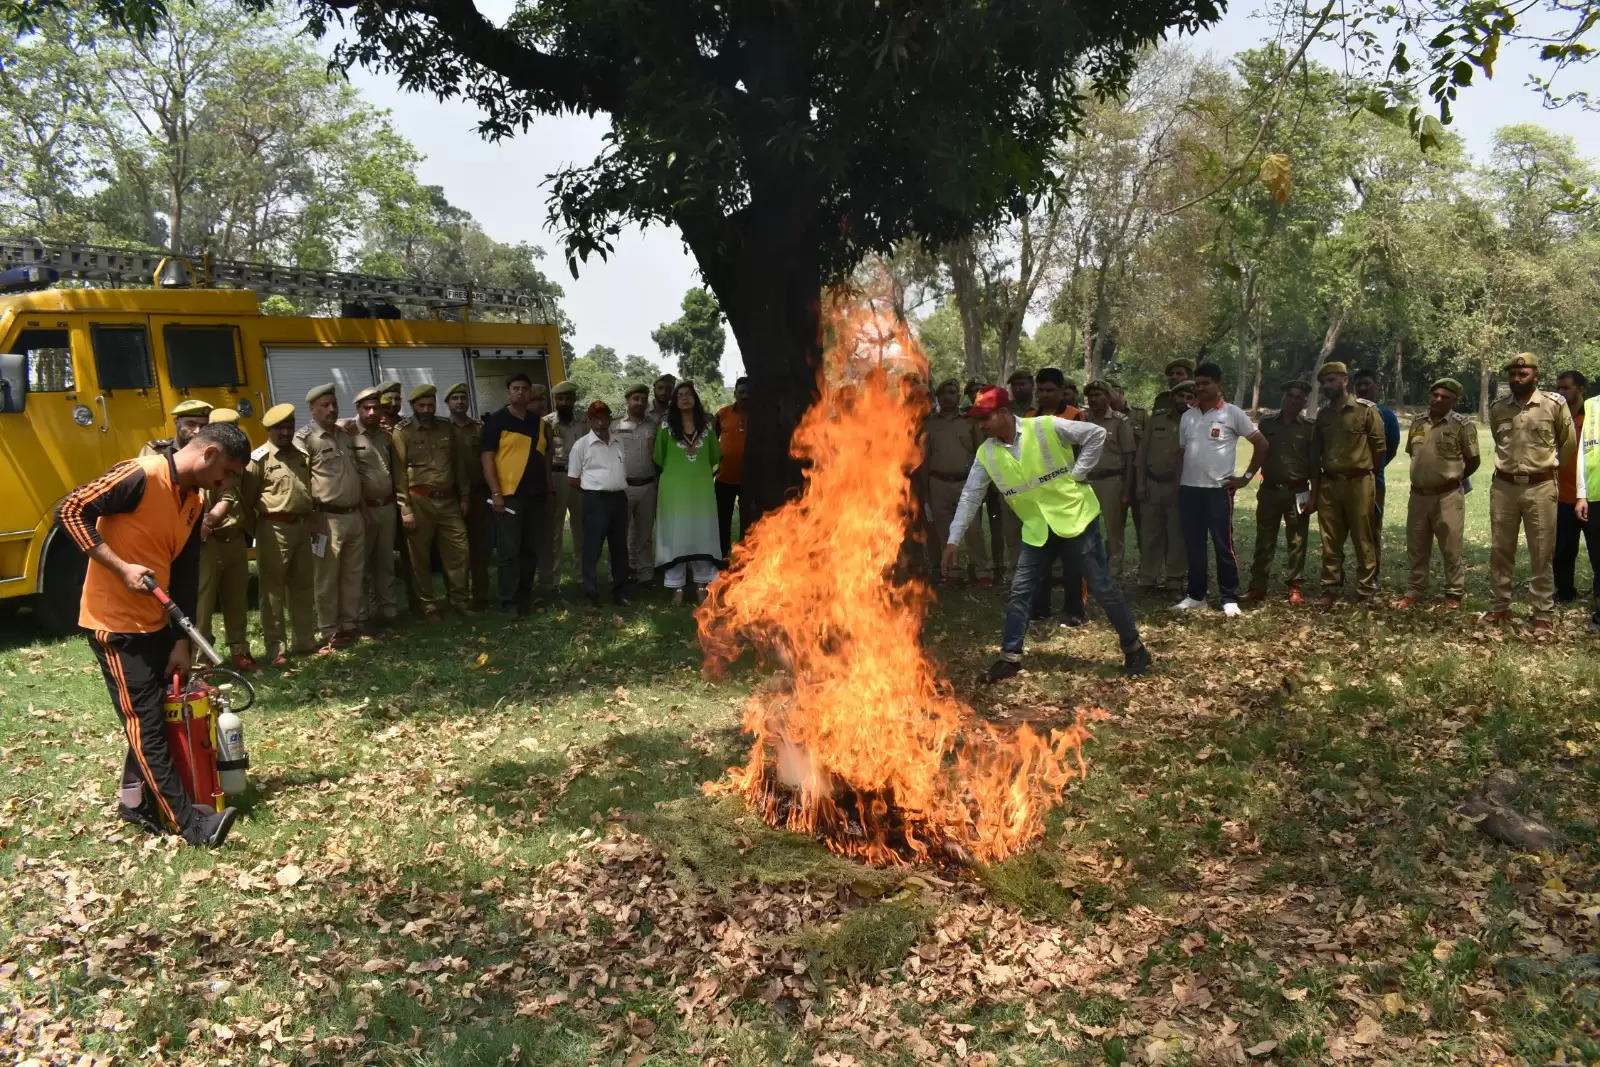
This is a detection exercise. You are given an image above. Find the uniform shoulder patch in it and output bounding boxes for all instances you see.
[293,424,312,440]
[1261,409,1281,421]
[1298,412,1315,424]
[1107,409,1129,421]
[250,443,271,463]
[1543,390,1566,404]
[1449,412,1473,425]
[1354,397,1377,408]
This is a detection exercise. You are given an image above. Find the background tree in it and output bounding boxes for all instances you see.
[622,353,663,385]
[652,288,727,387]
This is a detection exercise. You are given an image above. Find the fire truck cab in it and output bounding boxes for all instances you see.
[0,270,563,633]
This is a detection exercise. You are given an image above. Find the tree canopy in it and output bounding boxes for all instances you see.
[652,288,727,387]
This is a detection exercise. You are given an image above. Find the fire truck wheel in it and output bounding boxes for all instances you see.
[35,531,87,636]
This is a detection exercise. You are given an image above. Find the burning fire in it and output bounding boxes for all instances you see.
[699,286,1098,866]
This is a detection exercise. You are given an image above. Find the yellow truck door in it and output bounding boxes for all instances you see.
[150,318,259,437]
[78,315,165,466]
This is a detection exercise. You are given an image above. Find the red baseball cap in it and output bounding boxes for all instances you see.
[966,385,1011,418]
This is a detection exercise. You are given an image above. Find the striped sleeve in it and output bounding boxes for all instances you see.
[55,461,147,551]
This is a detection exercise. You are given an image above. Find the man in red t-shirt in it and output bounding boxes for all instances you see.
[56,424,250,846]
[712,377,750,559]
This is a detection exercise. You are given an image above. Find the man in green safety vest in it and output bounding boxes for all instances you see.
[943,386,1153,682]
[1573,389,1600,632]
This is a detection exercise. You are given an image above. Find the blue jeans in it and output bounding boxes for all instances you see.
[1002,520,1141,661]
[1179,485,1239,604]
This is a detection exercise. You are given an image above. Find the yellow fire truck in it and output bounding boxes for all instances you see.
[0,238,565,632]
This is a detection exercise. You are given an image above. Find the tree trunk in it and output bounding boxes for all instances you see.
[1233,273,1254,407]
[1392,336,1404,406]
[945,237,987,381]
[1479,361,1492,421]
[1250,333,1263,412]
[1317,307,1345,363]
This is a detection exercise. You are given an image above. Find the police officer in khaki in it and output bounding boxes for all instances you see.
[1151,357,1195,417]
[394,383,472,618]
[1135,378,1192,590]
[194,407,258,671]
[445,382,494,609]
[297,383,367,650]
[1393,378,1480,611]
[351,386,400,629]
[542,381,586,589]
[1486,353,1577,631]
[1080,380,1137,578]
[1309,361,1387,606]
[1244,380,1315,604]
[140,398,213,456]
[924,379,991,583]
[248,403,316,665]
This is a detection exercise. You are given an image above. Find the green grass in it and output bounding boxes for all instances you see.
[1,446,1597,1065]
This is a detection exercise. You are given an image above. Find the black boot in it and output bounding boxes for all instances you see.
[182,804,239,848]
[116,800,164,836]
[984,659,1022,684]
[1121,643,1153,678]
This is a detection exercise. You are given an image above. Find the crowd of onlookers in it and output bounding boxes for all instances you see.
[921,352,1598,634]
[125,372,750,671]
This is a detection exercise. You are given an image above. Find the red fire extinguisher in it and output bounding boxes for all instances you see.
[164,674,223,811]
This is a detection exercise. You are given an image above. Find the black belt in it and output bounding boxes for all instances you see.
[313,503,358,515]
[1087,469,1126,482]
[626,475,657,486]
[1264,479,1310,492]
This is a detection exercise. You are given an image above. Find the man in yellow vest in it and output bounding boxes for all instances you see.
[1573,387,1600,632]
[943,386,1152,682]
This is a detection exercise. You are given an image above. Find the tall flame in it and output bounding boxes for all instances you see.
[699,285,1097,866]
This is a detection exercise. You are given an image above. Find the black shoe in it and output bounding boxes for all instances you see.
[584,592,601,607]
[1028,612,1050,623]
[1058,614,1087,628]
[1590,612,1600,633]
[612,591,630,607]
[182,804,237,848]
[1121,643,1153,678]
[116,802,163,835]
[984,659,1022,684]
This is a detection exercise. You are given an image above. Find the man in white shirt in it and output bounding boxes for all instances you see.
[944,386,1152,682]
[567,400,631,607]
[1176,361,1269,615]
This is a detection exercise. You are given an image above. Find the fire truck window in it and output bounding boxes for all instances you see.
[90,325,154,391]
[164,325,242,387]
[11,329,74,391]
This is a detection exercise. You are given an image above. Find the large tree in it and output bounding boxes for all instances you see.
[652,287,727,386]
[230,0,1225,516]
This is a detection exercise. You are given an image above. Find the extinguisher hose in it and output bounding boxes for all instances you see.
[141,575,224,667]
[192,666,257,712]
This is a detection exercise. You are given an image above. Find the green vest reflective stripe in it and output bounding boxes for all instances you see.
[1582,397,1600,501]
[977,416,1100,546]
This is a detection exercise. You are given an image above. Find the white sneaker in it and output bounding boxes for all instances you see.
[1173,597,1206,611]
[1222,602,1243,617]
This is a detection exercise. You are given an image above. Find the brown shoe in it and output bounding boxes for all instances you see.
[230,653,260,673]
[270,652,290,668]
[1442,595,1462,610]
[1392,595,1417,610]
[1241,589,1266,604]
[423,609,443,623]
[1287,586,1304,606]
[1481,610,1512,626]
[1531,618,1554,634]
[1314,593,1337,610]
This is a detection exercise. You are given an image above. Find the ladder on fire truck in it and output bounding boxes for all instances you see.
[0,235,555,322]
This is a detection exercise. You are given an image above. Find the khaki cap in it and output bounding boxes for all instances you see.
[444,381,469,399]
[1432,377,1465,396]
[1007,368,1034,385]
[409,383,437,403]
[170,399,212,417]
[377,379,402,394]
[1084,379,1110,394]
[624,382,649,398]
[1503,352,1540,373]
[1281,379,1312,394]
[552,381,578,397]
[1165,357,1195,375]
[1317,361,1349,379]
[353,385,383,405]
[262,403,295,428]
[1172,379,1198,394]
[208,408,241,424]
[305,382,336,404]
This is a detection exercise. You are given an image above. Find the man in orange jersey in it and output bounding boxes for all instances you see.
[55,423,250,846]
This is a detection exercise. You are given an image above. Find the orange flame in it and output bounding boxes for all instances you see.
[699,285,1097,866]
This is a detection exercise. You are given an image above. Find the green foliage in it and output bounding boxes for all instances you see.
[651,287,727,386]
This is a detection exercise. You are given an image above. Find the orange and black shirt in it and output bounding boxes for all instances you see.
[56,453,204,634]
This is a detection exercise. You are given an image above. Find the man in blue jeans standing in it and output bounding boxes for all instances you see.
[943,386,1153,682]
[1174,362,1270,616]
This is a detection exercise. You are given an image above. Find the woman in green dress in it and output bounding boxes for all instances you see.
[653,381,723,603]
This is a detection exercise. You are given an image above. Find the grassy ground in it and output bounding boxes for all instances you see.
[2,426,1597,1066]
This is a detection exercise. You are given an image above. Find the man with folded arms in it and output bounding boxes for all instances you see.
[1393,378,1479,611]
[1309,361,1386,607]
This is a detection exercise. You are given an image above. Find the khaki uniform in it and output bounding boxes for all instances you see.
[138,439,176,458]
[394,415,472,612]
[542,414,587,588]
[196,470,255,658]
[1081,409,1136,577]
[452,416,494,608]
[1248,411,1315,593]
[1136,406,1184,586]
[1488,390,1576,620]
[248,441,316,657]
[1311,396,1386,596]
[613,412,662,582]
[923,413,990,578]
[352,424,400,623]
[1403,412,1478,598]
[297,422,367,638]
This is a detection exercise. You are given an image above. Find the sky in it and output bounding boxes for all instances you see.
[331,2,1598,382]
